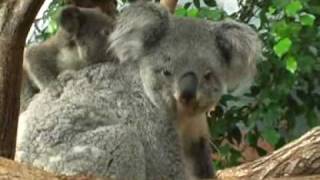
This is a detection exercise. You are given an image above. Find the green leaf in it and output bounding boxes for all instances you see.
[187,8,199,17]
[273,38,292,58]
[286,56,298,73]
[247,132,258,147]
[203,0,217,7]
[261,129,280,146]
[272,21,302,39]
[175,8,187,17]
[272,20,289,38]
[268,6,276,14]
[198,8,223,21]
[47,18,58,34]
[184,2,192,9]
[193,0,201,9]
[307,111,319,128]
[300,13,316,26]
[285,0,303,17]
[272,0,290,8]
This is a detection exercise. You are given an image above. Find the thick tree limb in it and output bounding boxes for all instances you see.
[217,126,320,180]
[0,157,108,180]
[0,0,44,158]
[3,126,320,179]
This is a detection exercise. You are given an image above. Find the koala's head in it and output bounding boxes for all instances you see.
[110,3,261,116]
[58,6,115,63]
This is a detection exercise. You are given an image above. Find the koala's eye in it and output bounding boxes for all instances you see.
[161,69,172,77]
[204,71,214,81]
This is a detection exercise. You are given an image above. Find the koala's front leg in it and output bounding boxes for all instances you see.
[189,137,214,178]
[24,48,58,91]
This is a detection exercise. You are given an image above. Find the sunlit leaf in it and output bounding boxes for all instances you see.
[175,7,187,17]
[285,0,303,16]
[187,8,199,17]
[273,38,292,58]
[268,6,276,14]
[300,13,316,26]
[286,56,298,73]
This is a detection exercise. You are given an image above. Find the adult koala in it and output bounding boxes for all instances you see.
[20,5,115,112]
[16,2,260,180]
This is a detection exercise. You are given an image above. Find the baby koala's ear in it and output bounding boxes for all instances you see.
[59,6,81,35]
[109,2,170,63]
[212,20,262,94]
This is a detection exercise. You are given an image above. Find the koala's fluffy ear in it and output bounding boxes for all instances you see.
[213,20,261,94]
[59,6,81,35]
[109,3,170,63]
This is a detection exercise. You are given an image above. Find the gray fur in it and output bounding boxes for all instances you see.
[16,63,186,179]
[20,6,115,112]
[16,2,260,179]
[110,4,260,178]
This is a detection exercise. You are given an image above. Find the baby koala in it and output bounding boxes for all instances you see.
[21,5,115,111]
[23,5,115,91]
[110,2,261,178]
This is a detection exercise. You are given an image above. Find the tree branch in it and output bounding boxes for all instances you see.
[0,157,110,180]
[0,0,44,159]
[217,127,320,179]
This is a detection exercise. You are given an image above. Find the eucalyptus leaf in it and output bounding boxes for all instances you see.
[273,38,292,58]
[285,0,303,17]
[286,56,298,73]
[300,13,316,26]
[261,129,281,146]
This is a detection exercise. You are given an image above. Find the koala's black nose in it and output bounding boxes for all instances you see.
[178,72,198,104]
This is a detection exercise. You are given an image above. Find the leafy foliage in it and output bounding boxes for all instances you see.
[27,0,65,44]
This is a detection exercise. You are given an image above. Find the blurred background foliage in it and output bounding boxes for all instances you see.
[28,0,320,171]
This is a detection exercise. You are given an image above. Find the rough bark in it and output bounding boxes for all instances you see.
[217,126,320,180]
[4,126,320,179]
[0,0,44,159]
[0,157,108,180]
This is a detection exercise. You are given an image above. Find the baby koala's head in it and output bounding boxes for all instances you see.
[109,3,261,116]
[58,5,115,63]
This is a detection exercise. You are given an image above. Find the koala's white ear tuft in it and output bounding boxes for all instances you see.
[109,2,170,63]
[213,20,262,95]
[59,6,81,34]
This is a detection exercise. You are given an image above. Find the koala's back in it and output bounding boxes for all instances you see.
[16,62,185,179]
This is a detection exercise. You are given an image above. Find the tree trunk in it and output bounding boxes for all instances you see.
[0,0,44,159]
[217,126,320,180]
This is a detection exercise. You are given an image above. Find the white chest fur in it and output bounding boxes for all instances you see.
[57,46,89,71]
